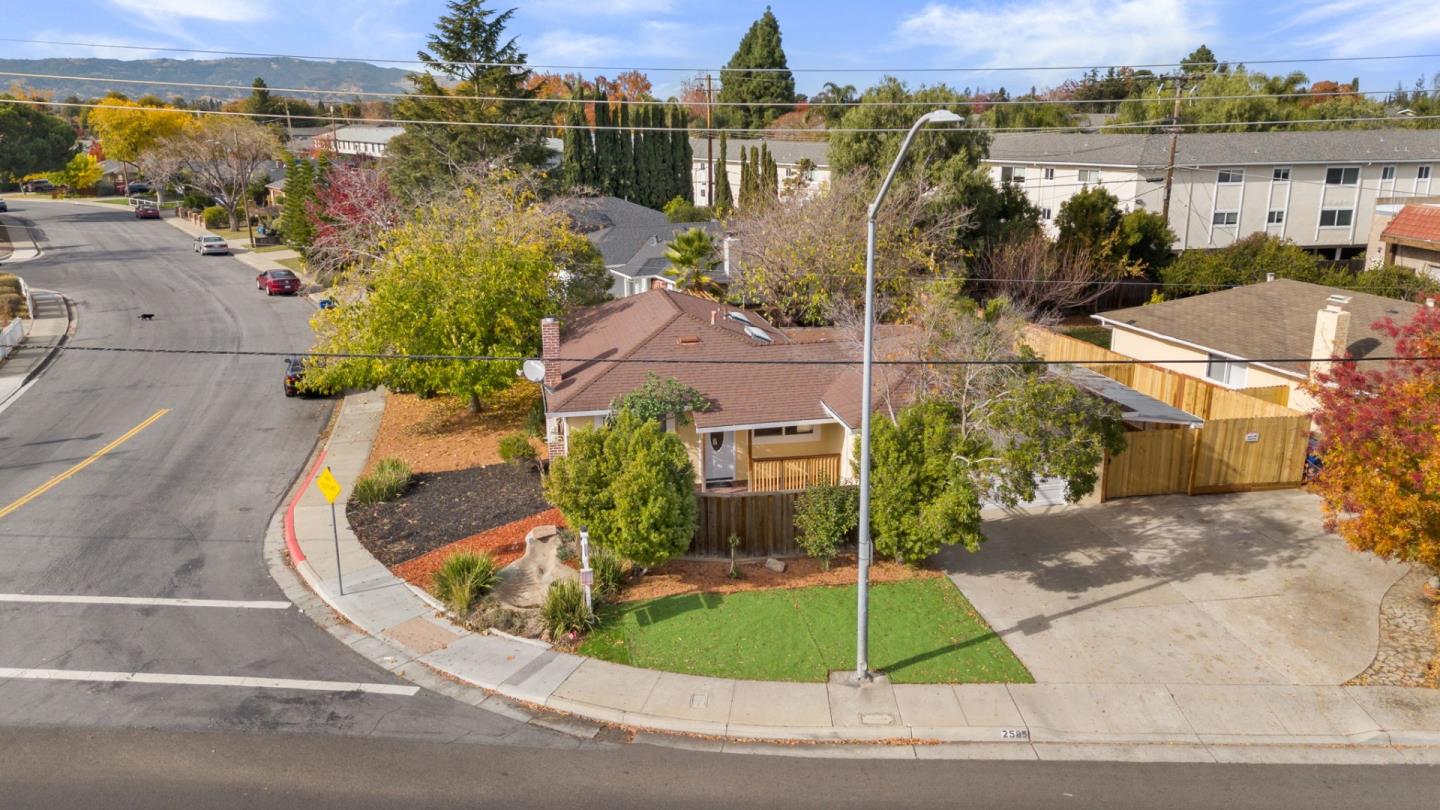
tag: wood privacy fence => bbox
[1027,328,1312,500]
[691,491,804,558]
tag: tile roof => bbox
[1095,278,1421,376]
[1382,204,1440,246]
[545,289,910,429]
[988,129,1440,168]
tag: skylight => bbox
[726,311,752,324]
[744,325,772,343]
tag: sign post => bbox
[315,466,344,595]
[578,528,594,616]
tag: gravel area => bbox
[1347,567,1439,688]
[348,463,551,566]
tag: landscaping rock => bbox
[494,525,579,610]
[764,558,787,574]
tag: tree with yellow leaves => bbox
[87,95,191,187]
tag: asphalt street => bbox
[0,201,567,746]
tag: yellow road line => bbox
[0,409,170,521]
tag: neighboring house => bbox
[688,137,830,209]
[539,289,912,492]
[1093,277,1426,413]
[554,196,724,298]
[265,176,286,207]
[986,129,1440,257]
[312,125,404,159]
[283,125,335,157]
[1366,204,1440,279]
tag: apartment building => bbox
[689,137,830,207]
[987,130,1440,257]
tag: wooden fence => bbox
[749,454,841,492]
[1028,328,1312,500]
[691,491,804,558]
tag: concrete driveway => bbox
[941,491,1408,685]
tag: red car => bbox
[135,206,160,219]
[256,269,302,295]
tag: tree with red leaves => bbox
[306,165,404,282]
[1305,306,1440,588]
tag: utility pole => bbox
[1160,75,1186,222]
[705,73,715,206]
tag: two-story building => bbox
[312,125,405,159]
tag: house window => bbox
[1420,166,1433,180]
[1381,165,1396,180]
[1272,167,1291,182]
[1217,168,1244,184]
[1077,168,1099,185]
[1266,210,1284,225]
[1000,166,1026,184]
[1043,167,1055,180]
[1041,207,1053,220]
[1319,208,1354,227]
[1206,354,1248,387]
[1212,210,1239,226]
[1325,166,1359,185]
[752,425,816,442]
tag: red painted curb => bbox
[285,450,327,564]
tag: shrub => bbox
[202,206,229,230]
[182,190,214,210]
[0,281,21,298]
[0,293,25,321]
[351,457,412,505]
[662,196,713,223]
[794,484,859,570]
[430,551,500,615]
[498,432,538,464]
[541,579,594,639]
[589,546,625,601]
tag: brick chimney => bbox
[1310,295,1352,379]
[540,317,561,390]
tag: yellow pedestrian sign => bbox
[316,466,341,504]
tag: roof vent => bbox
[744,325,772,343]
[678,335,701,345]
[1325,293,1352,312]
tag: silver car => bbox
[194,234,230,255]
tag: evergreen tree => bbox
[281,157,315,249]
[672,105,693,204]
[738,146,752,210]
[761,143,778,205]
[713,133,733,218]
[615,101,634,200]
[718,7,796,129]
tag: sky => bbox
[4,0,1440,98]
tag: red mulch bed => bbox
[392,508,566,589]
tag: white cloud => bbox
[528,21,695,66]
[1290,0,1440,57]
[21,30,173,60]
[105,0,273,24]
[895,0,1211,77]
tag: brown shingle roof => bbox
[546,289,910,429]
[1382,205,1440,246]
[1095,278,1421,376]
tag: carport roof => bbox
[1051,365,1203,426]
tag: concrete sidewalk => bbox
[282,391,1440,762]
[160,215,327,306]
[0,288,71,410]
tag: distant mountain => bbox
[0,57,415,102]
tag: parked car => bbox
[126,181,153,195]
[21,179,53,193]
[135,205,160,220]
[193,234,230,255]
[283,355,306,397]
[257,269,302,295]
[0,199,8,212]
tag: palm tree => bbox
[664,227,718,296]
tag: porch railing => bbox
[749,454,841,492]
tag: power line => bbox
[49,344,1440,367]
[3,36,1439,74]
[0,69,1419,108]
[5,96,1438,136]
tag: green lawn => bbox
[1065,325,1112,349]
[579,578,1032,684]
[276,256,307,275]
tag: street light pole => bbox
[855,109,963,683]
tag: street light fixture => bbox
[855,109,963,683]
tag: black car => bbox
[284,356,306,397]
[127,181,153,195]
[0,199,8,212]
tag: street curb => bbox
[285,450,327,564]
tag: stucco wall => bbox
[746,423,845,460]
[1107,328,1312,411]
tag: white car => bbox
[194,234,230,256]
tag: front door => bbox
[704,431,736,483]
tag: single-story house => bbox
[1093,278,1426,412]
[312,125,404,159]
[540,289,912,491]
[1370,204,1440,280]
[554,196,725,298]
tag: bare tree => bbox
[971,234,1124,314]
[133,148,185,210]
[305,165,405,283]
[164,117,279,229]
[727,171,968,326]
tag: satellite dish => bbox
[521,359,546,383]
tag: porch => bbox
[688,420,852,494]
